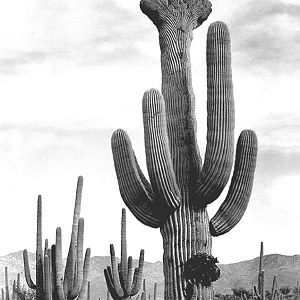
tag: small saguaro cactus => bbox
[139,280,157,300]
[4,267,10,300]
[254,242,265,300]
[253,243,281,300]
[23,176,91,300]
[104,209,144,300]
[111,1,258,299]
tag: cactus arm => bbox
[142,89,181,211]
[271,276,277,300]
[43,239,49,294]
[195,22,234,206]
[209,130,258,236]
[111,129,160,228]
[87,282,90,300]
[51,245,58,300]
[125,257,133,296]
[131,268,139,296]
[23,250,36,289]
[55,228,65,300]
[153,282,157,300]
[120,209,128,292]
[131,250,144,296]
[77,248,91,300]
[47,248,52,298]
[17,274,20,289]
[109,245,123,297]
[64,176,83,294]
[104,268,121,300]
[44,255,51,300]
[117,263,125,292]
[71,218,85,298]
[36,195,44,299]
[12,280,16,300]
[258,242,264,294]
[5,267,9,300]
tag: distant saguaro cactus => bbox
[23,176,91,300]
[104,209,144,300]
[111,1,258,299]
[139,280,157,300]
[253,243,281,300]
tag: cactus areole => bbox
[111,1,258,299]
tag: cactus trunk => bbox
[161,206,212,299]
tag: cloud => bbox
[0,0,156,73]
[0,51,50,74]
[229,0,300,74]
[256,113,300,150]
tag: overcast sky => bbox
[0,0,299,265]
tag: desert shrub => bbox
[280,286,292,296]
[14,284,35,300]
[232,287,252,298]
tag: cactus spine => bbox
[23,176,90,300]
[104,209,144,300]
[111,1,258,299]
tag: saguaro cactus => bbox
[111,1,258,299]
[104,209,144,300]
[23,176,91,300]
[139,280,157,300]
[253,243,281,300]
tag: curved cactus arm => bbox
[109,245,123,297]
[111,129,160,228]
[23,250,36,289]
[77,248,91,300]
[104,268,121,300]
[71,218,85,298]
[209,130,258,236]
[55,228,65,300]
[195,21,234,206]
[142,89,181,211]
[131,250,144,296]
[64,176,83,294]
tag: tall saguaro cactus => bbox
[23,176,90,300]
[111,1,258,299]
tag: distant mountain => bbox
[1,251,300,300]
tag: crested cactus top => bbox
[140,0,212,30]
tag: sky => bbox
[0,0,299,265]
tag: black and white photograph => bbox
[0,0,299,299]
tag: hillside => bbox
[1,251,300,299]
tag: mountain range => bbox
[1,251,300,299]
